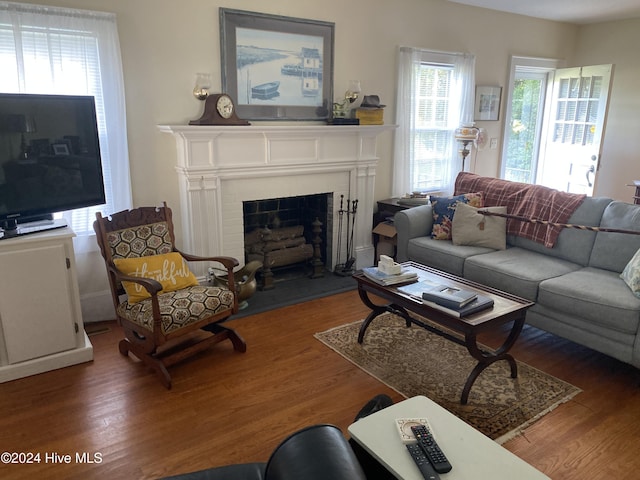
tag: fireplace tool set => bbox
[335,195,358,276]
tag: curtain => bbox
[0,1,131,250]
[392,46,475,197]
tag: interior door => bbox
[537,65,613,195]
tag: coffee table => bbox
[353,261,534,404]
[348,395,549,479]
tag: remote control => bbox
[406,444,440,480]
[411,424,452,473]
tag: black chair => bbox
[162,424,367,480]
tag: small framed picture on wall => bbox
[474,86,502,121]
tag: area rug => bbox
[315,312,581,443]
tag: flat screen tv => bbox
[0,93,106,239]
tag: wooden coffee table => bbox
[353,261,534,404]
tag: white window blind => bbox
[413,63,454,192]
[0,2,131,237]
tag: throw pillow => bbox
[620,248,640,298]
[114,252,199,303]
[431,192,483,240]
[451,203,508,250]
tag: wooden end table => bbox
[353,261,534,404]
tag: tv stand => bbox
[0,227,93,382]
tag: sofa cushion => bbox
[407,237,494,277]
[452,203,507,250]
[464,247,582,301]
[589,201,640,273]
[509,196,612,266]
[621,248,640,297]
[430,192,483,240]
[537,267,640,335]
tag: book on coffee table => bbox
[421,286,477,309]
[362,266,418,286]
[425,294,494,318]
[397,281,493,317]
[398,280,476,307]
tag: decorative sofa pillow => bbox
[621,248,640,298]
[114,252,199,303]
[430,192,483,240]
[452,203,507,250]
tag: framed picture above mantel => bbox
[220,8,335,122]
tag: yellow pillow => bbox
[114,252,198,303]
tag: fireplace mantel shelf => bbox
[158,124,396,136]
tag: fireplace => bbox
[159,124,394,278]
[244,193,330,288]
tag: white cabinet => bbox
[0,227,93,382]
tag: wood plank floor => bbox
[1,289,639,479]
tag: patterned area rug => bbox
[315,313,581,443]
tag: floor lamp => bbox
[455,125,478,172]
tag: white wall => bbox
[14,0,618,321]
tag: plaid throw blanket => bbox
[454,173,586,248]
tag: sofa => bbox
[395,173,640,369]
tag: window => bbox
[413,63,454,192]
[500,56,560,184]
[0,2,131,236]
[393,47,475,197]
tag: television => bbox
[0,93,106,239]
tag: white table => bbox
[348,396,549,480]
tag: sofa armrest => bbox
[395,204,433,262]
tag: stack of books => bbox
[397,281,494,317]
[362,266,418,286]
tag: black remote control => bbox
[406,444,440,480]
[411,424,452,473]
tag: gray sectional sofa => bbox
[395,179,640,369]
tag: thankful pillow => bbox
[114,252,199,303]
[451,203,507,250]
[620,248,640,298]
[431,192,483,240]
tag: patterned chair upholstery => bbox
[94,203,246,388]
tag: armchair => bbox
[93,202,246,388]
[162,424,367,480]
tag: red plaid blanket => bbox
[454,173,586,248]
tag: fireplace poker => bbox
[344,199,358,272]
[335,195,344,272]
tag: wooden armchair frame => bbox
[93,202,246,388]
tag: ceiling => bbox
[448,0,640,25]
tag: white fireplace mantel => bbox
[159,124,395,276]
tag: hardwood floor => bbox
[1,289,639,479]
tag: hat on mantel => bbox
[360,95,386,108]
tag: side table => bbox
[373,199,410,260]
[348,396,549,480]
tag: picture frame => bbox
[52,143,70,156]
[220,8,335,121]
[474,86,502,121]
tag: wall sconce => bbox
[454,124,479,172]
[193,73,212,100]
